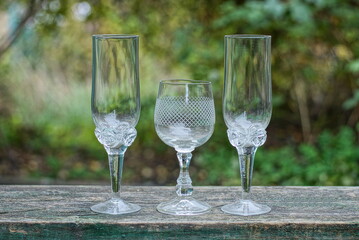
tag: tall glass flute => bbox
[91,34,141,215]
[221,35,272,216]
[154,80,215,215]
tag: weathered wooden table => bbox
[0,185,358,239]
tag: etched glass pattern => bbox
[155,96,215,153]
[155,96,215,127]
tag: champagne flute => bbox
[154,79,215,215]
[91,34,141,215]
[222,35,272,216]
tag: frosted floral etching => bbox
[94,112,137,150]
[227,113,267,148]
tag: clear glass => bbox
[221,34,272,216]
[90,34,141,215]
[154,79,215,215]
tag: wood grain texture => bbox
[0,185,358,239]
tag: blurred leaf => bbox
[348,59,359,73]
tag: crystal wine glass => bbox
[154,79,215,215]
[221,35,272,216]
[91,34,141,215]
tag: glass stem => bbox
[176,152,193,197]
[236,146,257,199]
[108,147,127,199]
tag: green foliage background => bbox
[0,0,358,186]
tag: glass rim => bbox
[92,34,139,39]
[160,79,212,85]
[225,34,271,39]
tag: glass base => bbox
[157,197,211,215]
[91,198,141,215]
[221,200,271,216]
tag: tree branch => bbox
[0,0,42,59]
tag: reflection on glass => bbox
[222,34,272,216]
[91,34,141,215]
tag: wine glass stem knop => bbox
[176,152,193,197]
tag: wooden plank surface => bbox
[0,185,358,239]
